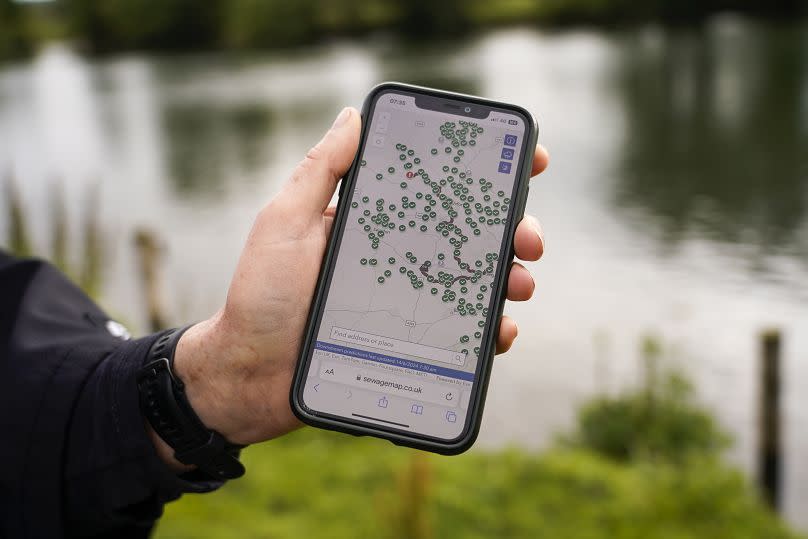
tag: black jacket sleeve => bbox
[0,251,225,539]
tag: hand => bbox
[165,107,548,454]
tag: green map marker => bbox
[346,121,511,355]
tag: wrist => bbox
[172,318,241,443]
[173,314,293,445]
[139,323,247,479]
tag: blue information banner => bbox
[315,341,475,382]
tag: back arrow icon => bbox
[313,384,320,392]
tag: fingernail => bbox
[332,107,351,129]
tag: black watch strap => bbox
[137,326,246,480]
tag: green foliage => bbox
[0,0,30,60]
[572,372,731,462]
[3,0,806,60]
[155,428,801,539]
[221,0,319,50]
[0,1,70,61]
[570,340,731,462]
[66,0,222,52]
[155,345,786,539]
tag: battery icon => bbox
[508,119,518,125]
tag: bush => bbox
[571,368,731,462]
[155,429,801,539]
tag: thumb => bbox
[280,107,361,215]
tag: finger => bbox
[324,205,337,218]
[507,262,535,301]
[324,215,335,237]
[280,107,361,214]
[495,315,518,354]
[513,215,544,261]
[531,144,550,177]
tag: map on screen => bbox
[303,91,527,439]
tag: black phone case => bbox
[290,82,539,455]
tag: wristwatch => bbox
[137,326,246,480]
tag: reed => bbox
[4,171,33,258]
[3,174,105,301]
[50,178,69,272]
[133,227,169,332]
[78,182,102,298]
[381,451,433,539]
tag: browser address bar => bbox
[318,359,459,407]
[330,327,467,366]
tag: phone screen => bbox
[301,90,528,441]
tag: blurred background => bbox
[2,0,808,537]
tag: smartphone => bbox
[291,82,538,454]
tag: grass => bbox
[155,428,801,539]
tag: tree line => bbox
[1,0,806,60]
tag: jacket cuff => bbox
[64,332,227,533]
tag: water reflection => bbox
[377,37,481,95]
[614,20,808,259]
[162,102,275,195]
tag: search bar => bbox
[330,327,466,366]
[318,359,458,407]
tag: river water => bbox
[1,17,806,526]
